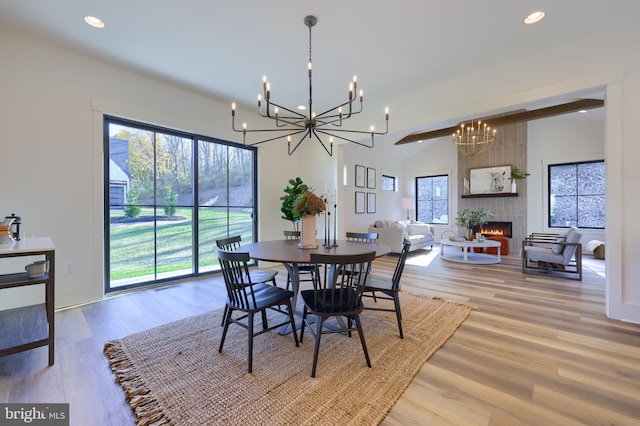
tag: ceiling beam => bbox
[394,98,605,145]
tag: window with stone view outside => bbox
[416,175,449,224]
[549,160,605,229]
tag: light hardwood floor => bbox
[1,248,638,425]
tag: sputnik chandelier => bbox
[451,119,497,156]
[231,15,389,156]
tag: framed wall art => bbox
[367,167,376,189]
[469,165,511,194]
[355,165,365,188]
[355,191,365,214]
[367,192,376,213]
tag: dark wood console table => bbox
[0,237,55,366]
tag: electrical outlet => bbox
[65,262,75,273]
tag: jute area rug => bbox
[104,294,475,426]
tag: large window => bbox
[415,174,449,224]
[548,160,605,229]
[105,116,257,292]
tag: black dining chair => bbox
[216,235,279,326]
[216,248,299,373]
[346,232,379,243]
[342,232,379,277]
[216,235,278,287]
[299,251,375,377]
[283,230,318,291]
[363,239,411,338]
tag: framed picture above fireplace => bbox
[470,165,511,194]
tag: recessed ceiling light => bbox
[84,16,105,29]
[297,105,306,111]
[579,110,588,113]
[524,11,545,24]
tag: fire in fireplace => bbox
[472,221,513,238]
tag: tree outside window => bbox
[416,175,449,224]
[549,160,605,229]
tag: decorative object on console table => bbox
[455,208,493,240]
[0,217,15,245]
[4,214,21,240]
[509,166,530,193]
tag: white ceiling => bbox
[1,0,632,143]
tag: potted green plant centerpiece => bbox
[455,208,493,240]
[509,166,530,193]
[280,177,325,248]
[280,177,308,231]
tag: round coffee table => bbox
[440,238,502,264]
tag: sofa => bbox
[368,220,434,253]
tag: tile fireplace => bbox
[472,221,513,238]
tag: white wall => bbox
[0,29,333,309]
[1,23,639,323]
[527,114,606,247]
[402,138,458,241]
[341,141,405,234]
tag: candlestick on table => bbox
[326,211,331,248]
[323,199,329,247]
[332,204,338,247]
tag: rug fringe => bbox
[104,341,171,426]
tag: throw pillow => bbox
[393,220,410,238]
[374,220,384,228]
[552,237,565,254]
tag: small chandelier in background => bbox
[451,119,497,156]
[231,15,389,156]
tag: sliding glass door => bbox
[104,116,257,292]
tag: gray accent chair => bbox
[521,226,583,281]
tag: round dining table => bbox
[242,238,391,333]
